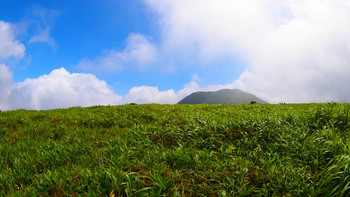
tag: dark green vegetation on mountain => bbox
[0,103,349,196]
[178,89,268,104]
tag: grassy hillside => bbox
[178,89,268,104]
[0,103,349,196]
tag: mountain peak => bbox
[178,89,267,104]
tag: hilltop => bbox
[178,89,268,104]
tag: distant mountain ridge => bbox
[178,89,268,104]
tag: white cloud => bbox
[28,27,56,48]
[78,33,158,72]
[0,64,13,109]
[0,21,26,60]
[27,6,58,48]
[0,65,122,110]
[125,81,231,104]
[125,86,178,104]
[232,0,350,103]
[144,0,350,103]
[1,64,227,109]
[191,73,201,81]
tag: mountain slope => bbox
[178,89,268,104]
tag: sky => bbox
[1,0,350,110]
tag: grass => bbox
[0,103,349,196]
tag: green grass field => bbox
[0,103,349,196]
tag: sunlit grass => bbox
[0,103,349,196]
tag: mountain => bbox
[177,89,268,104]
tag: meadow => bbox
[0,103,349,196]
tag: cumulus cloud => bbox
[0,21,26,60]
[0,64,13,109]
[125,81,231,104]
[78,33,158,72]
[144,0,350,103]
[0,65,122,110]
[125,86,178,104]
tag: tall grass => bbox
[0,103,349,196]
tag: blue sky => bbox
[1,0,242,93]
[1,0,350,110]
[2,1,160,86]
